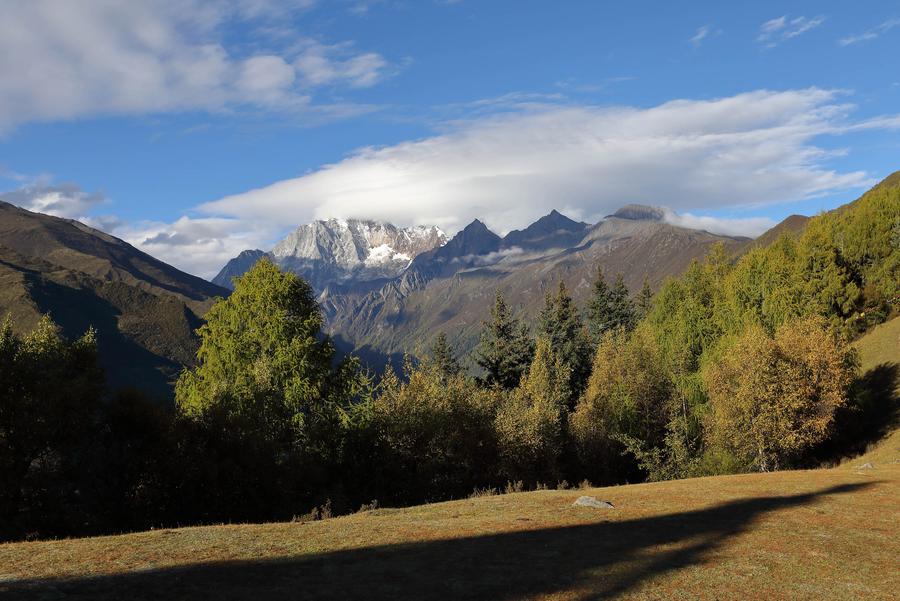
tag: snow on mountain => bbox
[214,219,446,290]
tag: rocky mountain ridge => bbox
[214,219,447,290]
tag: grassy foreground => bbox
[1,463,898,600]
[2,319,896,600]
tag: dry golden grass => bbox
[1,463,898,600]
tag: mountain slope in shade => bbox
[0,201,228,397]
[503,210,590,251]
[320,206,747,369]
[0,202,224,313]
[212,249,267,289]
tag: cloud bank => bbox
[201,89,887,236]
[0,182,107,218]
[0,0,391,133]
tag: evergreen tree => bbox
[587,268,637,337]
[609,273,636,332]
[635,277,654,321]
[538,281,593,403]
[429,332,461,381]
[474,290,534,390]
[587,266,614,340]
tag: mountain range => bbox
[7,175,892,395]
[216,204,750,369]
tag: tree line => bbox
[1,181,896,541]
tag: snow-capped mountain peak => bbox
[216,218,447,290]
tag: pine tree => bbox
[635,277,654,321]
[538,281,593,403]
[474,290,534,390]
[587,266,613,341]
[430,332,461,381]
[609,273,636,332]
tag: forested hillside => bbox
[0,173,897,542]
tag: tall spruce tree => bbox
[474,290,534,390]
[587,268,636,338]
[430,331,461,381]
[587,266,614,341]
[538,281,593,403]
[635,277,654,321]
[609,273,636,332]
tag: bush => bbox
[704,316,857,471]
[495,339,567,485]
[570,327,672,484]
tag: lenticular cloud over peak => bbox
[201,88,881,238]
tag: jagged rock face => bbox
[213,206,752,372]
[217,219,447,291]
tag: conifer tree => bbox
[609,273,636,332]
[587,266,613,341]
[635,277,654,321]
[474,290,534,390]
[538,281,593,403]
[430,331,461,381]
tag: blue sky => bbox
[1,0,899,277]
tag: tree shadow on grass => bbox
[810,362,899,464]
[2,482,872,601]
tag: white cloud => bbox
[661,210,775,238]
[839,18,900,46]
[200,89,892,240]
[294,42,391,88]
[0,182,107,218]
[457,246,525,266]
[758,15,825,47]
[81,215,280,280]
[690,26,711,48]
[0,0,391,133]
